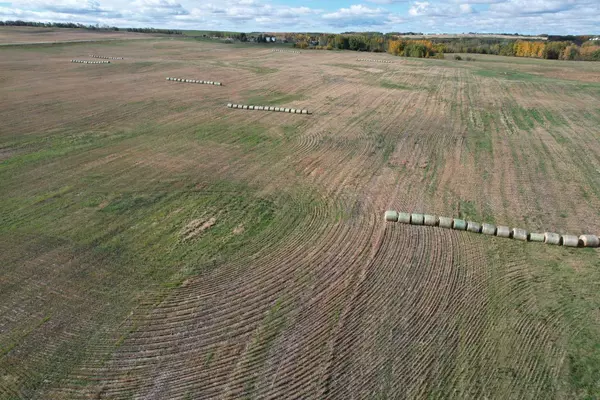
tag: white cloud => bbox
[323,4,385,19]
[459,3,473,13]
[1,0,598,34]
[409,1,430,16]
[322,4,405,29]
[490,0,577,14]
[365,0,408,4]
[132,0,188,17]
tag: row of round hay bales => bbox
[272,49,300,54]
[89,55,123,60]
[166,77,222,86]
[384,210,599,248]
[227,104,310,114]
[71,60,110,64]
[357,59,392,63]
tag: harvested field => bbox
[1,32,600,399]
[0,26,157,45]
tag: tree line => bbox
[0,20,182,35]
[290,33,599,61]
[440,37,600,61]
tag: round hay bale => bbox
[274,107,280,112]
[284,108,290,113]
[579,235,600,247]
[249,106,255,110]
[302,110,308,114]
[496,226,511,238]
[424,215,438,226]
[579,234,599,248]
[438,217,453,229]
[452,219,467,230]
[529,233,545,243]
[385,210,399,222]
[269,107,275,111]
[512,228,528,241]
[398,212,411,224]
[467,221,482,233]
[290,109,296,113]
[562,235,579,247]
[411,213,424,225]
[481,223,496,235]
[544,232,561,245]
[258,106,264,110]
[295,109,302,114]
[227,103,232,108]
[243,105,248,109]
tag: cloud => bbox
[12,0,121,17]
[1,0,598,34]
[489,0,577,14]
[132,0,188,17]
[408,1,471,16]
[407,0,599,34]
[459,3,473,12]
[450,0,505,3]
[408,1,429,16]
[323,4,385,19]
[365,0,408,4]
[323,4,405,28]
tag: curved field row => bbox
[2,37,600,399]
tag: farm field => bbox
[0,26,158,45]
[1,33,600,399]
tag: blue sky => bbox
[0,0,598,34]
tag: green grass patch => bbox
[243,89,306,106]
[380,80,414,90]
[326,63,369,72]
[196,121,281,149]
[474,68,542,82]
[0,128,144,173]
[233,62,278,74]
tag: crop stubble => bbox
[1,35,600,399]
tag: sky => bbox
[0,0,598,35]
